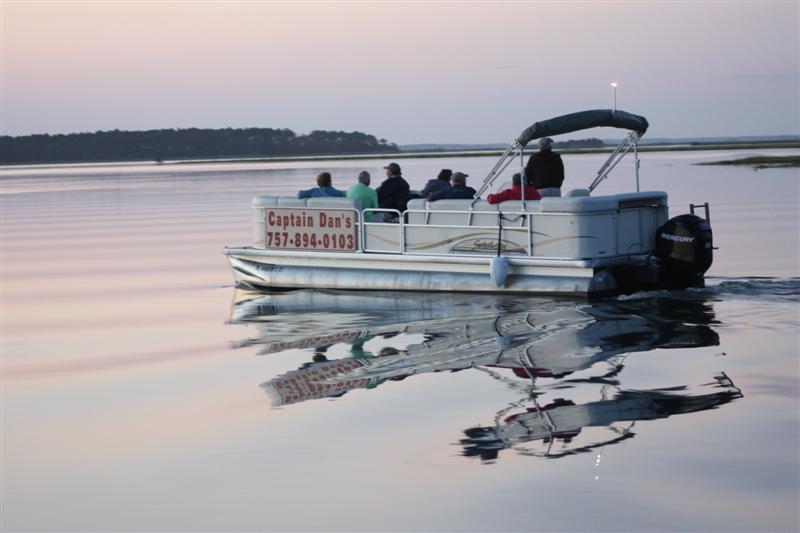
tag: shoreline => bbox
[1,141,798,170]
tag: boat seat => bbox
[496,200,542,213]
[615,191,668,208]
[252,195,280,208]
[406,199,428,224]
[308,197,362,210]
[540,196,618,213]
[565,188,590,197]
[415,199,496,227]
[255,193,648,221]
[254,196,363,210]
[406,199,545,227]
[277,197,308,207]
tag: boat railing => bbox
[362,209,401,253]
[363,207,534,257]
[252,194,665,260]
[362,199,664,260]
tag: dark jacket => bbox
[429,185,477,202]
[525,150,564,189]
[420,179,451,198]
[376,174,411,212]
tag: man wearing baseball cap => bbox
[376,162,410,220]
[524,137,564,197]
[428,172,477,201]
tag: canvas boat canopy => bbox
[517,109,649,147]
[474,109,650,199]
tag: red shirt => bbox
[487,184,542,204]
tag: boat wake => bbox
[708,276,800,299]
[615,276,800,302]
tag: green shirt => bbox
[346,182,378,221]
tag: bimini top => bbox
[517,109,649,147]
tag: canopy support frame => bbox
[588,131,641,192]
[473,109,648,201]
[472,140,522,204]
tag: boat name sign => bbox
[264,208,357,251]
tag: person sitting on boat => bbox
[428,172,477,201]
[524,137,564,197]
[297,172,346,198]
[487,172,542,204]
[376,162,410,218]
[346,170,379,221]
[420,168,452,199]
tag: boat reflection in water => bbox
[229,289,742,460]
[461,373,741,461]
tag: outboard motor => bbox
[655,212,713,289]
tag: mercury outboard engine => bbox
[655,207,713,289]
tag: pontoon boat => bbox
[225,110,713,296]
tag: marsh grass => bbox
[696,155,800,168]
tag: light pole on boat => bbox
[610,82,618,113]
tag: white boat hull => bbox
[225,247,655,295]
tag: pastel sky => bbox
[1,1,798,144]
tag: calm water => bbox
[2,150,799,532]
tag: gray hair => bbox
[358,170,370,184]
[538,137,554,150]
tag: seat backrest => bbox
[307,197,362,210]
[540,196,618,213]
[496,200,542,213]
[405,198,550,226]
[405,199,428,224]
[252,195,279,208]
[277,197,308,208]
[425,199,473,225]
[614,191,668,208]
[565,188,590,197]
[407,198,427,211]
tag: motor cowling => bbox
[655,214,713,288]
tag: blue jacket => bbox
[421,179,451,198]
[297,187,346,199]
[429,185,477,202]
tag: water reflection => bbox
[461,373,742,461]
[229,289,741,460]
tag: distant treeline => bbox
[552,137,606,148]
[0,128,400,164]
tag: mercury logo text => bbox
[661,233,695,243]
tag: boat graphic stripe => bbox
[369,232,594,252]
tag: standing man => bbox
[346,170,379,221]
[524,137,564,197]
[376,162,410,219]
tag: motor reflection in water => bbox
[461,373,741,461]
[229,289,742,461]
